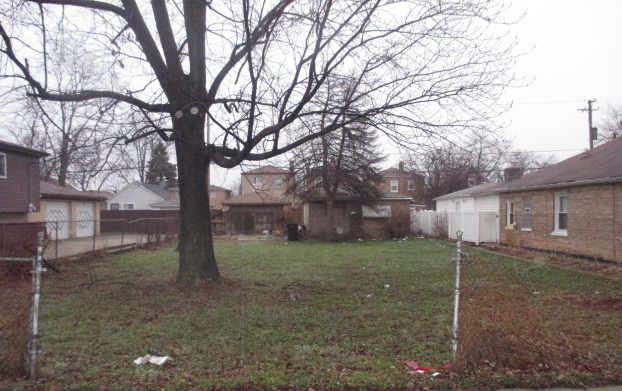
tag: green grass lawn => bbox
[2,238,621,390]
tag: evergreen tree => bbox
[146,142,177,186]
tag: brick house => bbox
[378,161,425,209]
[223,165,296,234]
[497,137,622,263]
[303,192,412,240]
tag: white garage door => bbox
[76,203,95,238]
[46,201,70,240]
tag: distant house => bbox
[150,185,231,211]
[496,137,622,262]
[107,182,171,210]
[303,192,412,240]
[378,162,425,209]
[223,165,296,234]
[239,165,291,201]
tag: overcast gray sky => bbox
[3,0,620,190]
[503,0,622,160]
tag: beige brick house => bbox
[497,137,622,263]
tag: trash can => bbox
[287,224,299,241]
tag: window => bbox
[407,179,415,190]
[0,153,6,178]
[275,177,283,189]
[390,180,398,192]
[252,175,261,185]
[315,177,322,187]
[553,193,568,235]
[506,200,514,226]
[209,191,216,198]
[122,203,134,210]
[468,174,476,187]
[109,203,120,210]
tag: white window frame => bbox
[552,192,568,236]
[506,200,514,226]
[252,175,262,185]
[122,203,135,210]
[0,153,6,178]
[407,179,415,190]
[209,191,216,199]
[390,180,398,192]
[109,203,120,210]
[275,177,283,189]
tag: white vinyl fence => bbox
[411,210,499,245]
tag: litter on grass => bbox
[133,354,171,366]
[403,361,450,375]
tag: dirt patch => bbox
[578,296,622,312]
[478,243,622,281]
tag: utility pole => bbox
[578,99,598,149]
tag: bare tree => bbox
[2,34,125,189]
[289,81,385,240]
[596,104,622,144]
[1,0,518,282]
[408,132,556,208]
[407,131,509,208]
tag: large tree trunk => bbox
[174,116,220,283]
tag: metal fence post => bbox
[54,221,59,260]
[451,230,463,365]
[27,231,46,380]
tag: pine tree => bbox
[146,142,177,186]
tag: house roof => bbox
[222,191,291,206]
[380,192,414,200]
[496,137,622,193]
[433,182,504,201]
[306,191,412,202]
[209,185,231,192]
[0,140,48,157]
[137,182,172,200]
[243,165,289,175]
[40,181,108,201]
[379,166,422,178]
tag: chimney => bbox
[398,161,404,172]
[504,167,523,183]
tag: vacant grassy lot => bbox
[2,238,621,390]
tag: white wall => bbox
[107,183,163,210]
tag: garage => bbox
[76,202,95,237]
[46,200,70,240]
